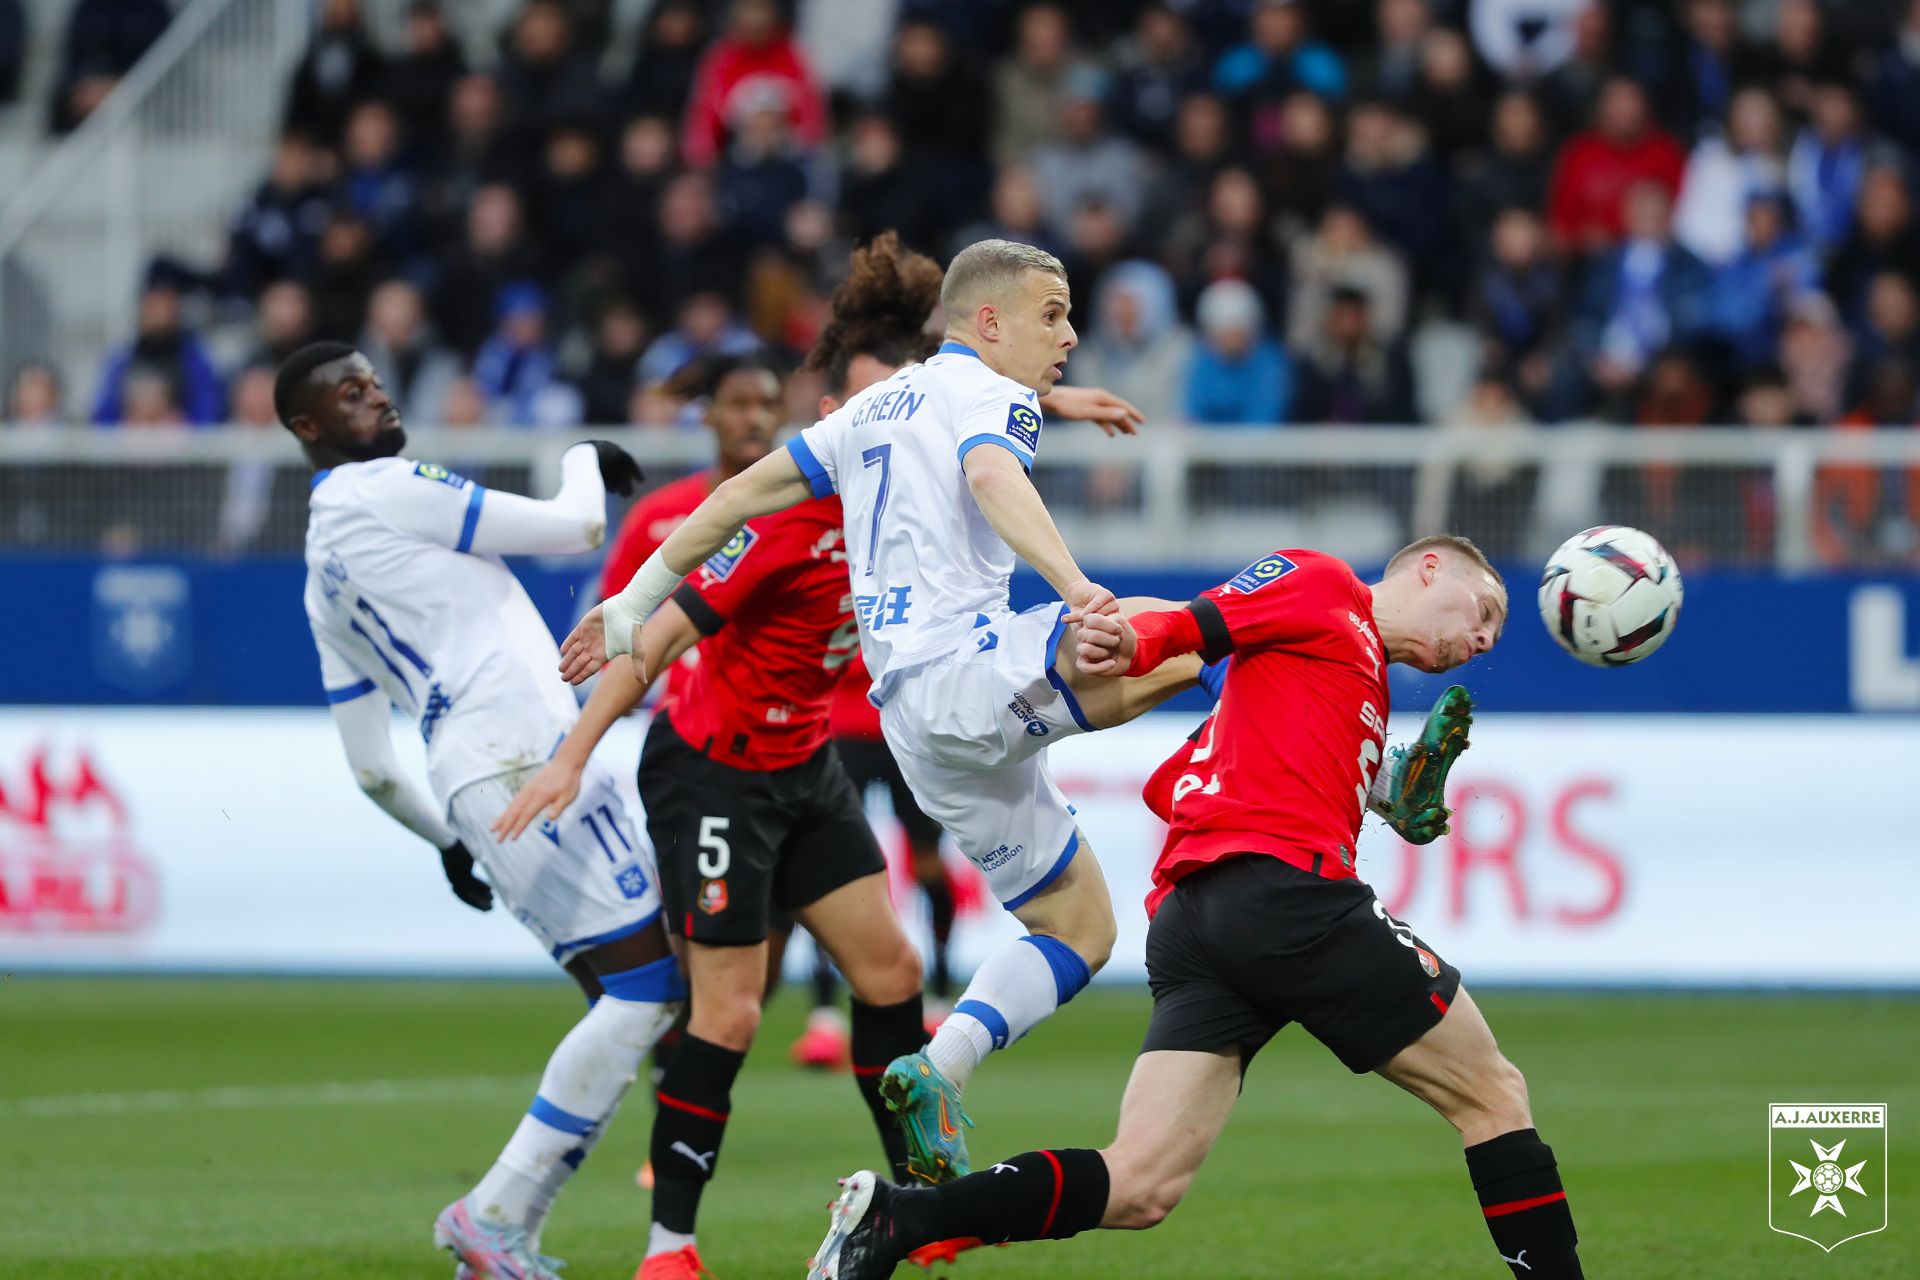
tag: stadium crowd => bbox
[4,0,1920,560]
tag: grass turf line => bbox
[2,977,1915,1278]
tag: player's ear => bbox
[818,394,838,418]
[977,302,999,342]
[286,412,321,443]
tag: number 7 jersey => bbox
[786,341,1051,690]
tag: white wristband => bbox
[603,550,685,659]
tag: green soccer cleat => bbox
[877,1052,972,1184]
[1367,685,1474,845]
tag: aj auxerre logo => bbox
[1769,1103,1887,1252]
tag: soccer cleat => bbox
[1367,684,1474,845]
[808,1171,912,1280]
[635,1243,714,1280]
[878,1053,971,1184]
[433,1197,562,1280]
[792,1006,853,1071]
[906,1238,986,1272]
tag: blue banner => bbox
[1,556,1915,713]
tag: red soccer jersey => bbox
[1130,551,1391,916]
[661,496,860,770]
[601,470,715,597]
[828,651,884,741]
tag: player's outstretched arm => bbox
[963,443,1119,619]
[463,441,640,556]
[1038,385,1144,436]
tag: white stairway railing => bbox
[0,0,310,412]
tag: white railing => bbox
[0,0,309,411]
[5,423,1918,572]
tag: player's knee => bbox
[695,987,763,1052]
[847,934,923,1006]
[1483,1055,1532,1128]
[1075,912,1117,974]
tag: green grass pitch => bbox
[2,976,1915,1278]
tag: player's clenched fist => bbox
[1075,610,1135,676]
[1061,578,1119,622]
[492,757,586,842]
[559,605,610,684]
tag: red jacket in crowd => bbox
[1545,127,1687,252]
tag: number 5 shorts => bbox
[637,713,886,946]
[449,755,664,966]
[879,601,1091,911]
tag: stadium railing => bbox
[4,423,1916,571]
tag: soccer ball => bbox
[1537,526,1684,667]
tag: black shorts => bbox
[639,715,886,946]
[833,735,947,850]
[1142,854,1462,1074]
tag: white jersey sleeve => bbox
[954,382,1044,474]
[358,458,491,551]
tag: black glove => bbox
[440,840,493,911]
[588,440,644,497]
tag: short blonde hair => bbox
[1385,534,1504,590]
[941,238,1067,318]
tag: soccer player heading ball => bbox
[811,541,1590,1280]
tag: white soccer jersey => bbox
[788,340,1049,687]
[304,456,584,805]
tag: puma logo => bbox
[671,1141,716,1172]
[1501,1249,1530,1271]
[989,1162,1018,1174]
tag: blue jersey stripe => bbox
[455,484,486,553]
[786,435,835,498]
[324,678,377,704]
[956,432,1033,473]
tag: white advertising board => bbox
[1,710,1915,985]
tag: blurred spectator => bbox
[1546,76,1686,255]
[1635,349,1714,425]
[1827,164,1920,328]
[1815,358,1920,565]
[1469,207,1563,403]
[1059,199,1129,297]
[0,0,24,105]
[53,0,172,132]
[526,121,608,272]
[1257,90,1339,239]
[216,366,285,552]
[1139,93,1234,245]
[1032,69,1150,239]
[1292,283,1414,423]
[339,100,428,269]
[1735,363,1803,427]
[1166,166,1288,323]
[840,112,933,250]
[93,283,223,426]
[1846,273,1920,409]
[1453,91,1553,256]
[575,301,648,424]
[6,364,64,425]
[1708,192,1818,372]
[952,164,1065,261]
[310,213,386,342]
[797,0,896,103]
[1441,375,1537,559]
[1787,84,1867,257]
[1534,1,1614,138]
[638,173,747,332]
[1768,0,1850,121]
[471,283,583,428]
[497,0,605,157]
[993,3,1082,164]
[681,0,826,170]
[1067,260,1193,425]
[1672,87,1787,267]
[283,0,385,147]
[1863,0,1920,160]
[1658,0,1768,144]
[1213,0,1347,107]
[1352,0,1429,103]
[423,75,521,245]
[1287,204,1408,351]
[1468,0,1586,82]
[222,133,333,297]
[594,115,677,272]
[382,2,467,153]
[435,185,544,357]
[1553,181,1712,419]
[1184,278,1291,424]
[624,1,707,122]
[885,19,989,228]
[717,85,813,247]
[250,280,317,369]
[638,291,763,386]
[439,375,489,427]
[359,279,461,424]
[1408,26,1491,163]
[1336,99,1449,291]
[1109,4,1209,151]
[1777,290,1852,425]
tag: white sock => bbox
[469,993,679,1226]
[523,1101,617,1253]
[925,936,1088,1091]
[647,1223,698,1258]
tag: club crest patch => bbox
[698,878,729,914]
[412,461,469,488]
[1225,552,1298,593]
[1005,403,1042,452]
[701,526,760,582]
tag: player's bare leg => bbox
[1098,1048,1242,1228]
[1378,987,1584,1277]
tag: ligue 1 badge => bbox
[1769,1104,1887,1251]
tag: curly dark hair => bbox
[803,231,944,397]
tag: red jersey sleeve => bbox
[1194,551,1356,654]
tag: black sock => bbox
[923,879,955,999]
[890,1148,1109,1251]
[1465,1128,1583,1278]
[649,1034,746,1234]
[850,994,929,1183]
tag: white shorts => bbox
[879,601,1089,908]
[449,757,663,965]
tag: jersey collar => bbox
[937,340,981,359]
[309,468,332,489]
